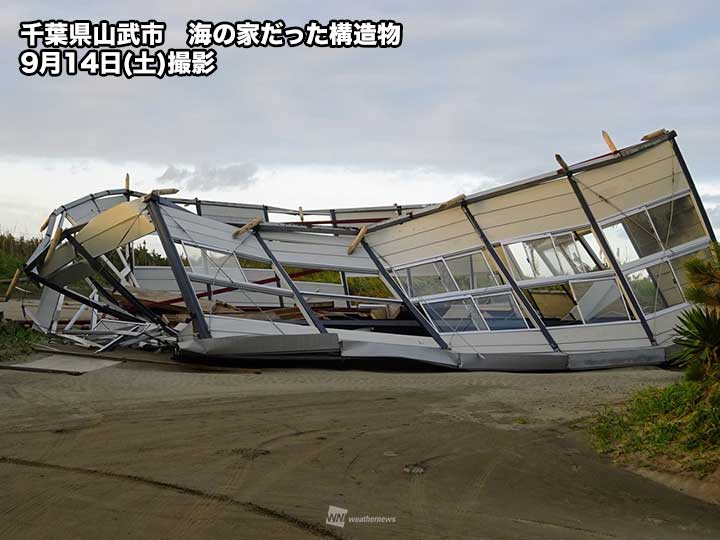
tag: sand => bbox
[0,354,718,539]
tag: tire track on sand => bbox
[0,456,342,540]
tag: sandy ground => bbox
[1,356,719,539]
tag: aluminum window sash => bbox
[618,236,711,274]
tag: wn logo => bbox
[326,505,348,528]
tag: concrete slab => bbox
[7,354,121,375]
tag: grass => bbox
[590,380,720,477]
[0,321,45,363]
[0,232,40,280]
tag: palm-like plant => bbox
[673,242,720,382]
[674,307,720,381]
[684,242,720,310]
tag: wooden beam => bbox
[641,128,667,141]
[347,225,368,255]
[4,269,22,300]
[43,226,63,265]
[141,188,180,202]
[602,130,617,153]
[232,217,262,238]
[437,193,466,211]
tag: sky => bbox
[1,1,719,237]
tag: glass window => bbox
[507,237,559,279]
[577,230,609,269]
[523,283,582,326]
[184,245,246,282]
[406,261,457,297]
[571,279,629,324]
[669,248,713,294]
[647,195,706,249]
[184,244,208,273]
[445,251,498,291]
[553,232,602,274]
[393,269,410,294]
[473,293,528,330]
[627,261,684,315]
[423,298,487,333]
[602,211,661,265]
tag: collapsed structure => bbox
[19,129,717,370]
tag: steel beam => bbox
[330,209,352,308]
[65,235,176,335]
[27,271,144,324]
[147,197,211,338]
[671,139,717,242]
[360,239,449,349]
[460,202,560,352]
[561,163,657,346]
[254,231,328,333]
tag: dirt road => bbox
[0,359,718,539]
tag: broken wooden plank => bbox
[602,130,617,153]
[43,226,64,265]
[232,217,262,238]
[437,193,466,211]
[347,225,368,255]
[141,188,180,202]
[4,268,22,300]
[641,128,667,141]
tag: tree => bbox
[673,242,720,382]
[683,242,720,311]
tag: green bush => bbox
[0,321,45,362]
[591,380,720,476]
[673,306,720,381]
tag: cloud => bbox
[157,162,259,190]
[1,0,719,183]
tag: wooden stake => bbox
[602,130,618,153]
[141,188,180,202]
[124,173,130,191]
[437,193,466,211]
[347,225,368,255]
[44,226,63,265]
[298,206,304,222]
[232,217,262,238]
[4,269,22,300]
[641,128,667,141]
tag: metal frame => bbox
[65,235,176,335]
[369,131,678,234]
[567,276,632,325]
[564,170,657,346]
[27,272,144,324]
[360,239,449,349]
[254,230,328,333]
[672,139,716,243]
[461,202,561,352]
[147,197,211,339]
[421,290,531,334]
